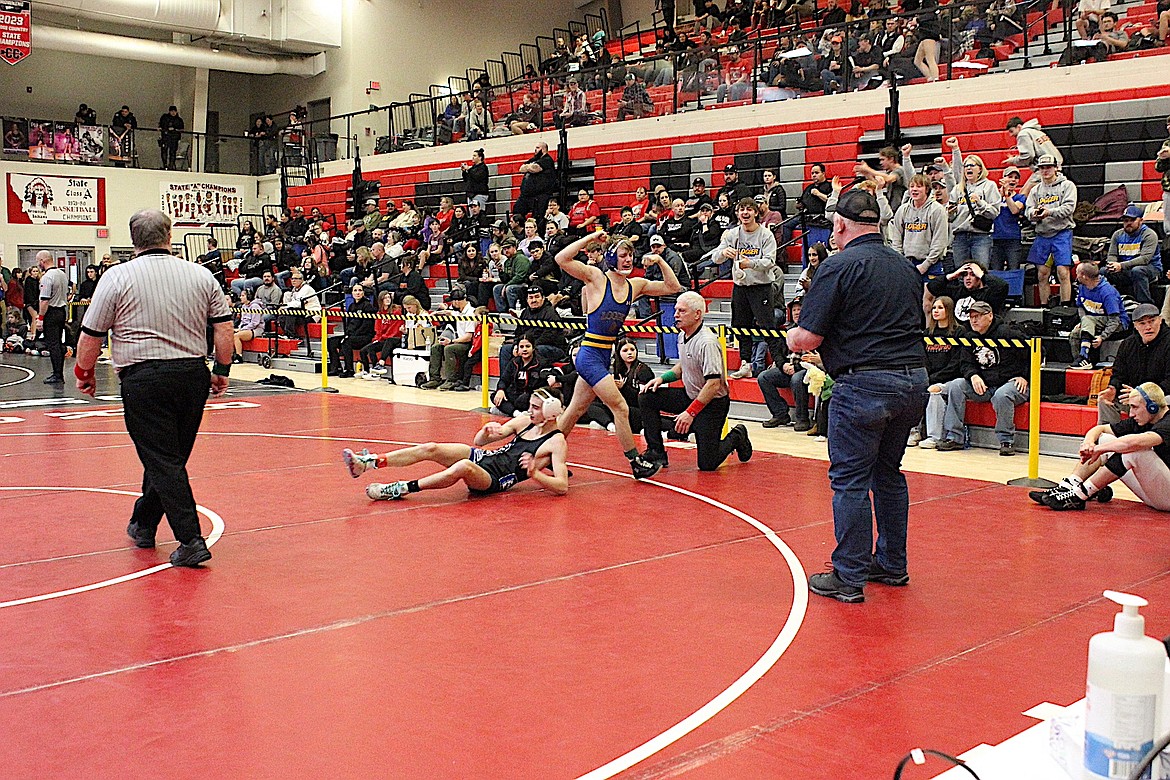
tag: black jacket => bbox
[343,296,377,344]
[239,252,271,279]
[925,324,968,384]
[961,318,1029,388]
[463,162,490,199]
[1110,325,1170,395]
[400,270,430,310]
[517,302,568,352]
[498,354,547,404]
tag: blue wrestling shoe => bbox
[342,448,377,478]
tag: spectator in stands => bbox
[1069,261,1128,370]
[637,234,689,321]
[388,199,421,236]
[1075,0,1111,39]
[820,35,850,94]
[926,261,1009,324]
[232,242,271,296]
[540,37,570,75]
[539,198,566,233]
[518,219,541,256]
[939,300,1029,455]
[508,92,542,135]
[567,190,601,237]
[712,191,737,233]
[799,242,826,291]
[947,144,1001,269]
[826,177,893,233]
[721,198,781,379]
[504,286,569,365]
[755,195,785,247]
[494,239,531,312]
[460,148,490,210]
[915,295,968,448]
[157,105,184,171]
[514,142,558,224]
[760,170,788,221]
[358,293,403,380]
[254,270,284,315]
[1158,116,1170,262]
[492,335,547,416]
[850,36,884,91]
[1085,11,1129,62]
[758,298,812,429]
[465,100,492,142]
[616,73,653,122]
[719,164,751,205]
[525,241,561,296]
[75,103,97,126]
[232,287,265,364]
[679,179,710,219]
[422,286,476,389]
[392,254,429,309]
[278,268,321,346]
[913,0,943,82]
[858,146,909,211]
[798,164,833,262]
[892,173,950,278]
[1026,154,1078,307]
[630,186,651,222]
[611,206,646,255]
[360,200,382,233]
[327,282,376,377]
[991,167,1026,271]
[557,78,590,129]
[1003,117,1063,170]
[1097,304,1170,424]
[1105,204,1163,305]
[660,199,695,252]
[234,220,258,260]
[717,48,753,103]
[456,244,485,303]
[875,16,906,66]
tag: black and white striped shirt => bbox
[81,249,232,371]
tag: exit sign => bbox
[96,228,109,238]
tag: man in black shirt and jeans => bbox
[787,189,928,604]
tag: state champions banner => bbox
[6,172,106,225]
[0,2,30,66]
[160,181,244,225]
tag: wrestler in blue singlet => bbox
[575,275,632,386]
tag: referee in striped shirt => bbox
[74,209,234,567]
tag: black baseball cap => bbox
[724,164,737,173]
[526,285,544,295]
[693,177,706,186]
[835,190,881,224]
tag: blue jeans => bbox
[1110,264,1161,305]
[944,378,1027,444]
[826,367,928,586]
[757,365,809,421]
[989,238,1022,271]
[952,231,992,267]
[492,283,526,312]
[231,276,263,296]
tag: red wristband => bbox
[74,364,95,381]
[686,400,706,417]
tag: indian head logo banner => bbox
[6,173,106,225]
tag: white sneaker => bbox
[918,438,938,449]
[366,481,408,500]
[729,365,752,380]
[370,365,387,375]
[814,435,827,443]
[342,448,377,478]
[907,431,922,447]
[588,421,605,430]
[489,405,504,415]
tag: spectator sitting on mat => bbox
[1095,304,1170,425]
[938,300,1029,456]
[1104,204,1163,306]
[1069,262,1129,370]
[1030,381,1170,512]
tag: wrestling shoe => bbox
[643,448,669,468]
[808,570,865,603]
[342,448,378,478]
[630,455,662,480]
[126,521,156,549]
[1041,485,1086,511]
[367,481,409,500]
[732,424,753,462]
[865,560,910,586]
[170,537,211,567]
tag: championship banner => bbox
[6,173,106,225]
[160,181,244,225]
[0,2,30,66]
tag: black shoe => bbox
[231,354,244,364]
[1041,485,1086,511]
[43,375,64,385]
[936,438,963,451]
[631,454,662,480]
[126,521,156,549]
[732,424,752,462]
[337,370,355,378]
[866,560,909,586]
[644,448,669,468]
[170,537,212,567]
[808,570,865,603]
[450,382,470,392]
[762,413,790,428]
[792,419,812,432]
[999,442,1015,456]
[667,429,689,441]
[1029,487,1056,505]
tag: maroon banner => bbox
[0,2,30,66]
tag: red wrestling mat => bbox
[0,392,1167,779]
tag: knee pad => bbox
[1104,452,1128,478]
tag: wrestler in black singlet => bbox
[468,423,564,494]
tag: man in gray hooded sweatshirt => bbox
[1025,154,1078,307]
[1004,117,1064,170]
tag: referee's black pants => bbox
[120,359,210,544]
[42,306,67,378]
[640,390,736,471]
[730,283,782,368]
